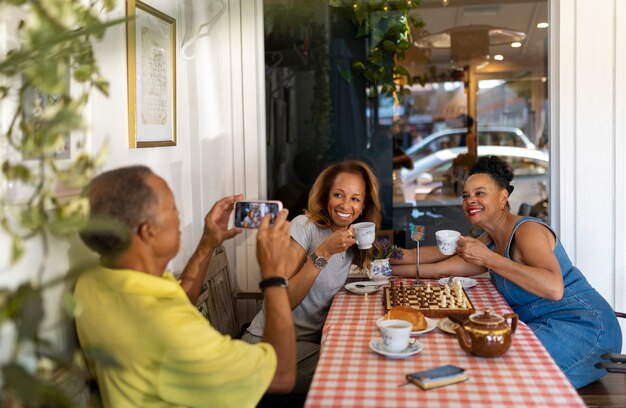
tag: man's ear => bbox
[137,222,155,242]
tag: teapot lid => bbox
[468,309,504,326]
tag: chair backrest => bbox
[195,246,240,338]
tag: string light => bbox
[353,3,358,10]
[383,3,389,11]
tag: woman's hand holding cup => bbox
[318,228,357,257]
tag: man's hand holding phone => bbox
[256,209,290,279]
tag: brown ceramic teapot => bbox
[454,309,518,358]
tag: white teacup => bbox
[353,222,376,250]
[435,230,461,256]
[378,319,412,353]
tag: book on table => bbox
[406,364,469,390]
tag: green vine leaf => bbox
[394,65,410,78]
[367,47,382,65]
[351,61,365,71]
[334,2,424,97]
[11,237,25,264]
[382,40,396,52]
[2,162,32,182]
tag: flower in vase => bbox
[373,238,404,260]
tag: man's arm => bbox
[256,210,296,393]
[180,194,243,304]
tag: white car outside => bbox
[404,127,537,162]
[396,146,549,214]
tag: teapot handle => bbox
[503,313,518,334]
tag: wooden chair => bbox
[195,246,262,338]
[577,312,626,407]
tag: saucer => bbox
[345,281,385,295]
[437,277,477,289]
[369,338,424,359]
[437,318,459,335]
[376,316,438,336]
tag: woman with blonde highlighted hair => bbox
[244,159,381,397]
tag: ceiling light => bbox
[537,22,549,29]
[414,25,525,69]
[511,42,522,48]
[494,54,504,61]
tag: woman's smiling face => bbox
[462,173,507,224]
[327,172,366,230]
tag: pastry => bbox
[383,305,427,331]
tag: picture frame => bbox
[126,0,176,148]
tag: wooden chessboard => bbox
[382,283,475,318]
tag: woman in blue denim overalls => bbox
[392,155,622,388]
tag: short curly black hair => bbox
[469,155,514,195]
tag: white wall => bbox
[552,0,626,349]
[0,0,267,350]
[88,0,266,294]
[91,0,267,318]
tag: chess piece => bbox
[444,284,451,296]
[454,279,462,293]
[440,293,447,308]
[426,283,432,293]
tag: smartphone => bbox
[234,200,283,228]
[406,364,468,390]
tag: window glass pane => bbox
[264,0,549,246]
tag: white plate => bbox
[437,277,477,289]
[344,281,385,295]
[369,338,424,359]
[437,318,460,335]
[377,316,438,336]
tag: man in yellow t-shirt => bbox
[75,166,295,407]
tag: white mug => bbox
[378,319,412,353]
[435,230,461,255]
[353,222,376,249]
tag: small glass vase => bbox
[369,258,392,280]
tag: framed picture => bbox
[126,0,176,148]
[22,84,71,160]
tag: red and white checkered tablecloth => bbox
[305,278,585,407]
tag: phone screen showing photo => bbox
[234,201,282,228]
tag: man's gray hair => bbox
[79,165,158,258]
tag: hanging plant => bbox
[0,0,124,405]
[332,0,426,97]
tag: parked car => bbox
[395,146,549,216]
[404,127,536,162]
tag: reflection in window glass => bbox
[263,1,549,247]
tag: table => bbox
[305,278,585,407]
